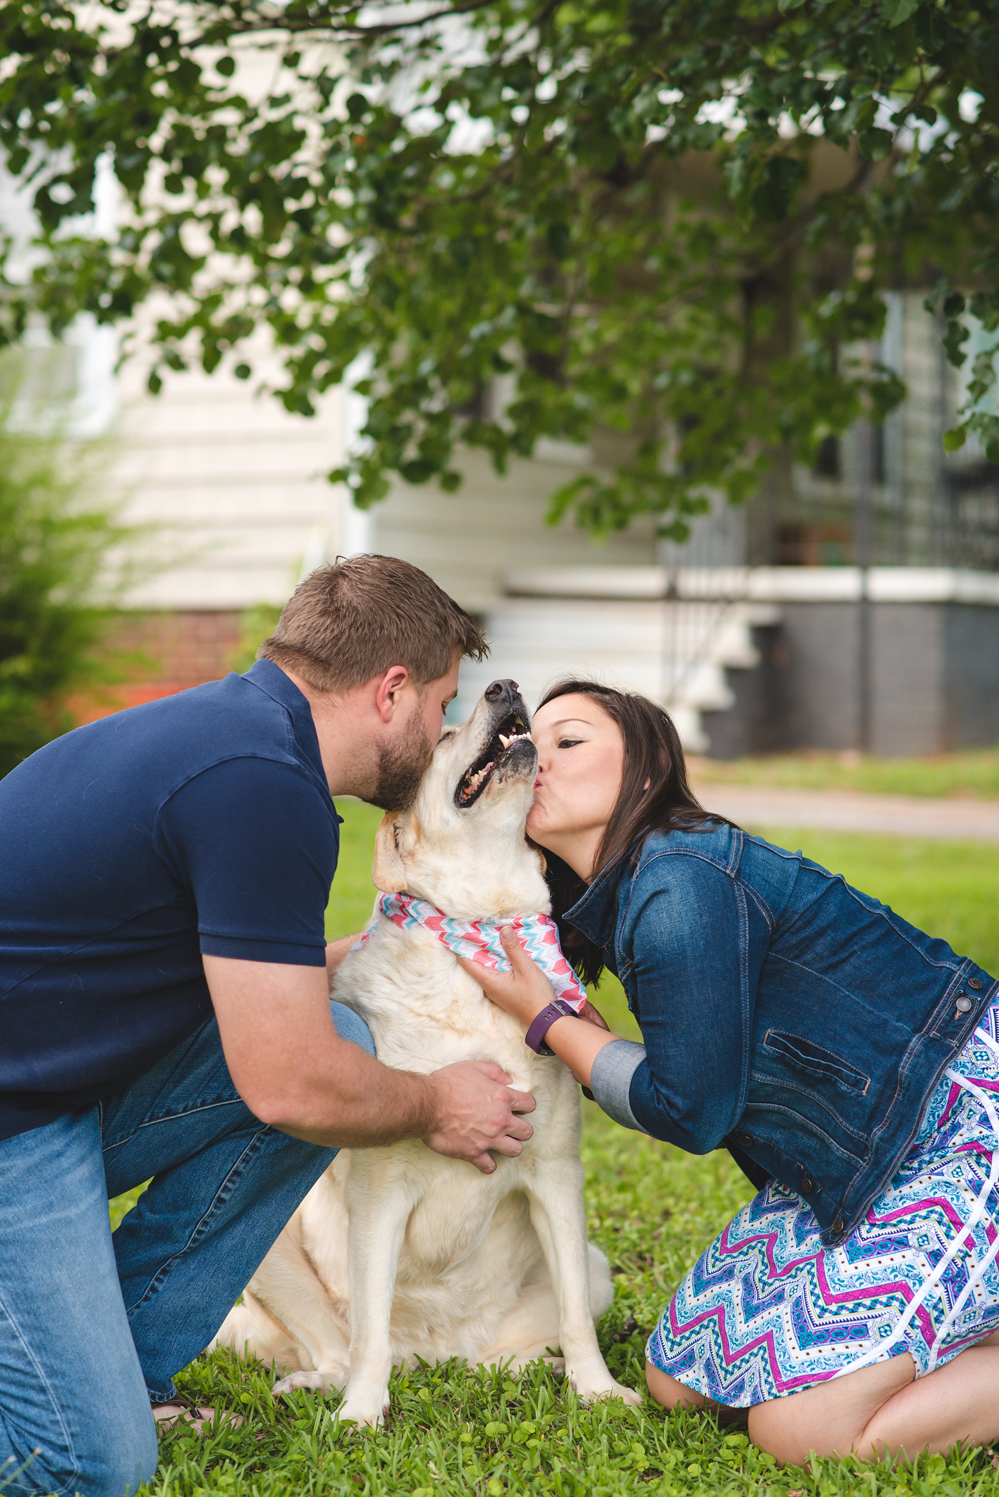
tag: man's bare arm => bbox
[203,954,535,1174]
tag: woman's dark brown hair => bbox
[536,678,723,987]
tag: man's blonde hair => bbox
[257,554,487,692]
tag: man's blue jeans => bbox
[0,1002,374,1497]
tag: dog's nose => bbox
[484,679,520,705]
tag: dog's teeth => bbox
[499,734,510,749]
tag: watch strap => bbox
[525,998,579,1055]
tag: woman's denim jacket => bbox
[576,821,997,1245]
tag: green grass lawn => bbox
[123,802,999,1495]
[691,745,999,800]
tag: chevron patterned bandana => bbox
[353,892,588,1010]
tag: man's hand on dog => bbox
[423,1061,536,1174]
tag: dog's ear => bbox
[372,812,408,893]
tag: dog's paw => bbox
[272,1370,327,1398]
[335,1397,388,1430]
[567,1365,643,1407]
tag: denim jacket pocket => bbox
[761,1030,871,1097]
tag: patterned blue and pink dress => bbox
[647,996,999,1405]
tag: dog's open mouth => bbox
[455,710,533,809]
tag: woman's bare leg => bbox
[650,1334,999,1460]
[751,1336,999,1464]
[646,1361,748,1425]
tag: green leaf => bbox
[777,0,809,11]
[858,127,893,161]
[853,97,878,133]
[970,291,999,333]
[546,222,571,260]
[749,155,808,222]
[882,0,919,25]
[943,321,970,368]
[867,29,898,71]
[942,425,967,452]
[216,54,236,77]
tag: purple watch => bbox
[525,998,580,1056]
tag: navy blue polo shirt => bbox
[0,659,340,1141]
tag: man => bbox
[0,555,535,1497]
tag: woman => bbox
[461,678,999,1465]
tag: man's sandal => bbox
[152,1392,242,1434]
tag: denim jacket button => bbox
[969,977,984,991]
[956,995,973,1014]
[737,1132,752,1147]
[800,1177,814,1194]
[833,1218,845,1234]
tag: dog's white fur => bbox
[213,688,639,1425]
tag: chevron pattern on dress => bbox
[647,997,999,1407]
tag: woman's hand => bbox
[577,999,610,1031]
[457,927,612,1031]
[456,925,555,1027]
[458,926,620,1091]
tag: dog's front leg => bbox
[525,1160,642,1406]
[337,1159,416,1428]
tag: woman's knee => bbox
[645,1359,708,1411]
[748,1355,916,1465]
[748,1399,815,1465]
[646,1361,748,1426]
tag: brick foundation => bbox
[70,610,245,724]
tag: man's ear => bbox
[374,665,411,723]
[372,812,408,893]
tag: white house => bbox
[3,117,998,754]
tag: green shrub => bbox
[229,603,284,675]
[0,393,140,778]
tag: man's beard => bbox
[364,712,435,812]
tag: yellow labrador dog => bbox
[214,680,639,1426]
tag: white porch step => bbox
[458,594,780,752]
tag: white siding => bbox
[114,340,347,610]
[372,448,658,613]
